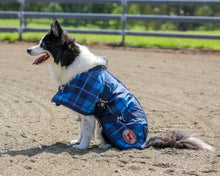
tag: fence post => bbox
[121,0,127,45]
[18,0,25,40]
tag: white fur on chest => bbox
[48,44,106,86]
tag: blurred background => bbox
[0,0,220,50]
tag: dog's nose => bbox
[27,49,31,54]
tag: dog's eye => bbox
[41,42,46,47]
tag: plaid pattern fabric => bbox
[51,66,105,115]
[52,65,148,149]
[105,119,148,149]
[99,110,148,149]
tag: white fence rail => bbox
[0,0,220,42]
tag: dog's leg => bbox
[72,115,95,149]
[97,124,112,149]
[70,116,83,145]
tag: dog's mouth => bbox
[32,52,50,65]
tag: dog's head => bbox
[27,20,80,67]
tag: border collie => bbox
[27,20,214,151]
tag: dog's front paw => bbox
[72,144,88,150]
[72,137,90,149]
[98,143,112,149]
[70,140,80,145]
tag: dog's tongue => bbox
[32,52,50,65]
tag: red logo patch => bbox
[122,129,136,145]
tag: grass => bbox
[1,32,220,51]
[0,19,20,27]
[1,18,220,50]
[126,36,220,50]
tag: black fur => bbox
[101,129,113,146]
[41,20,80,67]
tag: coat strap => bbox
[95,73,110,117]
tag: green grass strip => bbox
[1,32,220,51]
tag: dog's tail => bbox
[145,130,215,151]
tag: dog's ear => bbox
[51,20,63,37]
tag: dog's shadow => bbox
[2,142,110,157]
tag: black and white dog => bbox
[27,20,214,151]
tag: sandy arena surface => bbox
[0,41,219,176]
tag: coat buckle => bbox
[99,98,108,109]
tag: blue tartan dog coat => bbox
[52,65,148,149]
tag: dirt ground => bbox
[0,41,219,176]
